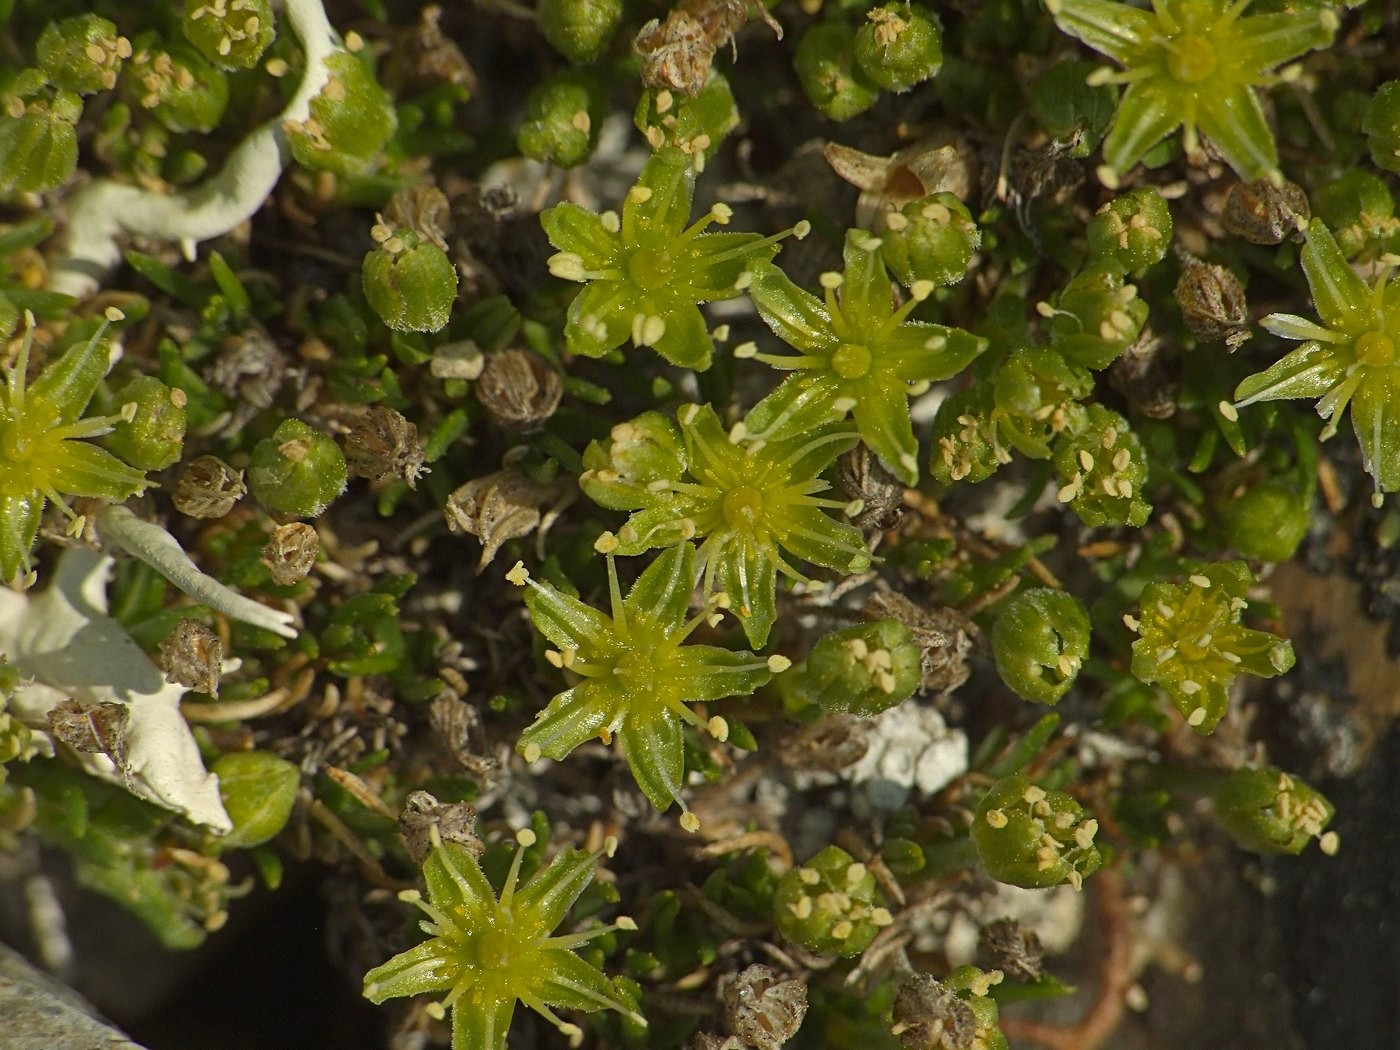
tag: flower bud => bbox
[1087,187,1173,272]
[0,87,81,195]
[104,376,187,471]
[972,772,1102,890]
[517,68,607,168]
[1363,79,1400,175]
[880,192,979,289]
[1052,404,1150,528]
[801,618,923,716]
[539,0,623,62]
[992,588,1090,706]
[363,227,458,333]
[1047,266,1147,370]
[1216,477,1310,563]
[1215,766,1336,856]
[854,4,943,94]
[125,35,229,133]
[248,418,347,518]
[286,50,395,175]
[774,845,892,957]
[183,0,274,69]
[37,15,131,94]
[794,22,878,121]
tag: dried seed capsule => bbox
[992,588,1090,706]
[248,418,347,518]
[1221,177,1309,245]
[802,618,923,716]
[383,182,452,251]
[853,3,942,94]
[775,713,870,773]
[1108,326,1178,420]
[159,618,223,697]
[261,521,319,585]
[173,454,246,518]
[773,845,891,957]
[1086,187,1173,272]
[1312,170,1397,259]
[475,348,563,430]
[979,918,1044,982]
[398,790,483,864]
[722,964,808,1050]
[342,404,426,488]
[1174,260,1250,350]
[444,468,557,571]
[794,21,879,122]
[636,11,715,97]
[104,376,187,471]
[47,698,130,775]
[838,443,904,533]
[890,971,977,1050]
[539,0,623,62]
[36,14,131,94]
[862,590,980,698]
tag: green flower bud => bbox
[853,4,943,94]
[881,192,980,289]
[1312,170,1398,259]
[363,224,458,333]
[213,751,300,848]
[248,418,347,518]
[37,15,132,95]
[1086,188,1173,273]
[1217,478,1310,563]
[0,86,80,195]
[972,772,1103,890]
[930,382,1006,485]
[287,51,396,176]
[991,346,1093,460]
[183,0,275,70]
[1026,59,1116,158]
[634,72,739,161]
[1215,766,1337,856]
[1363,80,1400,175]
[517,68,607,169]
[1053,405,1151,528]
[1045,266,1147,370]
[125,35,229,133]
[794,21,879,121]
[992,589,1090,706]
[103,376,188,471]
[802,618,922,716]
[539,0,623,62]
[774,845,893,957]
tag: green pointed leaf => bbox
[619,710,684,810]
[649,300,713,370]
[681,231,776,299]
[744,374,845,443]
[1235,11,1337,77]
[885,323,988,382]
[524,584,614,655]
[1047,0,1156,64]
[776,504,871,575]
[516,848,600,935]
[748,262,840,354]
[712,534,778,647]
[1233,341,1349,407]
[30,329,112,422]
[837,228,894,333]
[624,147,694,241]
[452,995,516,1050]
[668,644,771,703]
[424,840,497,925]
[363,938,462,1003]
[564,280,642,358]
[537,948,633,1014]
[1351,370,1400,494]
[44,440,149,499]
[0,491,42,582]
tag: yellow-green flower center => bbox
[1356,329,1397,367]
[612,647,658,693]
[477,920,516,969]
[1167,34,1218,83]
[0,423,32,463]
[722,485,765,527]
[831,342,872,379]
[627,246,675,291]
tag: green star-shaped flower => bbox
[745,228,987,485]
[1047,0,1337,184]
[1,311,149,582]
[580,380,873,647]
[1126,561,1294,734]
[508,542,778,817]
[363,826,643,1050]
[1234,219,1400,504]
[542,145,795,370]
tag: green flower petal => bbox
[1234,11,1337,77]
[649,300,714,370]
[615,506,695,554]
[0,490,43,582]
[667,644,771,703]
[883,322,988,382]
[1196,83,1277,183]
[1351,370,1400,494]
[30,330,110,422]
[564,280,643,358]
[453,995,516,1050]
[44,439,149,498]
[516,848,600,935]
[624,147,693,241]
[851,385,920,484]
[837,229,893,333]
[1301,220,1371,334]
[1233,341,1349,407]
[744,373,845,442]
[362,938,463,1003]
[748,262,841,354]
[542,201,620,268]
[623,542,696,631]
[775,504,871,574]
[424,840,496,926]
[712,533,778,647]
[519,682,616,760]
[537,948,634,1015]
[524,585,615,656]
[681,231,776,300]
[1046,0,1156,65]
[1101,81,1182,178]
[619,709,684,810]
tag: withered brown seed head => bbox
[444,468,554,571]
[979,917,1045,982]
[48,698,131,777]
[475,348,563,431]
[343,404,426,487]
[722,964,808,1050]
[838,443,905,533]
[776,713,871,773]
[1221,178,1310,246]
[383,182,453,251]
[636,11,715,96]
[159,619,224,698]
[862,590,980,698]
[398,790,484,864]
[173,455,247,518]
[1174,260,1251,350]
[262,521,319,586]
[891,972,977,1050]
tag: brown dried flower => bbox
[722,964,808,1050]
[1221,177,1309,246]
[159,619,223,698]
[342,405,426,488]
[1175,260,1251,350]
[261,521,319,586]
[474,348,563,431]
[978,917,1044,982]
[862,590,980,697]
[838,443,905,534]
[397,790,484,864]
[890,972,977,1050]
[47,698,130,777]
[173,455,247,518]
